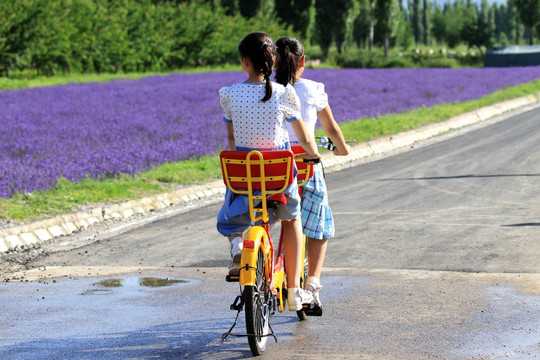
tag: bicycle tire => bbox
[245,248,270,355]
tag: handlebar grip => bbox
[303,158,321,164]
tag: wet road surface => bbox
[2,267,539,359]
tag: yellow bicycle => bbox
[220,148,316,355]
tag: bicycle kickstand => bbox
[222,295,244,341]
[221,294,278,343]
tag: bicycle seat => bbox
[220,149,295,223]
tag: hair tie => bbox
[264,75,271,81]
[261,42,278,49]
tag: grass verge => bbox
[0,64,241,91]
[1,79,539,223]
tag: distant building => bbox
[485,45,540,67]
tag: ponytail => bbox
[260,54,273,102]
[275,37,304,87]
[238,32,276,103]
[263,72,273,102]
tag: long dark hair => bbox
[275,36,304,87]
[238,32,276,102]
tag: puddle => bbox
[96,279,123,288]
[81,277,189,295]
[138,277,188,287]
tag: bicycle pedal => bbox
[230,295,244,311]
[225,274,240,282]
[303,304,323,316]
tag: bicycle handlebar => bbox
[316,136,356,151]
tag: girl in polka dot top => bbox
[217,32,320,311]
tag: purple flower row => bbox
[1,67,540,198]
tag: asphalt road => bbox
[1,107,539,360]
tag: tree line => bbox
[0,0,293,77]
[1,0,539,77]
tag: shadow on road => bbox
[0,316,300,360]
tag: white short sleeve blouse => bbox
[220,82,301,150]
[287,79,328,142]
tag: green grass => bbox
[1,76,539,224]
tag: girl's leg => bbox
[228,234,241,242]
[307,237,328,279]
[228,233,243,276]
[281,218,302,288]
[306,237,327,307]
[282,217,314,310]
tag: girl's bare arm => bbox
[318,105,350,156]
[290,118,320,160]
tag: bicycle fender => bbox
[272,270,286,312]
[239,227,270,286]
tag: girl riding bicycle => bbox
[275,36,351,309]
[216,32,320,311]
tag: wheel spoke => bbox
[245,248,270,355]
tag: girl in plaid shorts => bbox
[275,36,351,309]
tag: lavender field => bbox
[2,67,540,199]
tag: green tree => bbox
[68,0,99,73]
[314,0,353,57]
[221,0,238,15]
[433,0,476,48]
[461,17,493,56]
[395,6,414,49]
[28,1,74,76]
[274,0,312,39]
[410,0,423,45]
[506,0,524,44]
[92,0,131,73]
[422,0,429,45]
[431,2,446,45]
[353,0,372,49]
[0,1,41,77]
[368,0,376,50]
[125,1,175,72]
[374,0,401,57]
[238,0,261,17]
[514,0,540,44]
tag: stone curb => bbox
[1,94,538,253]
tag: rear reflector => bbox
[243,240,255,248]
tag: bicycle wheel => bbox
[244,248,270,355]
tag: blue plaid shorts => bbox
[301,164,335,240]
